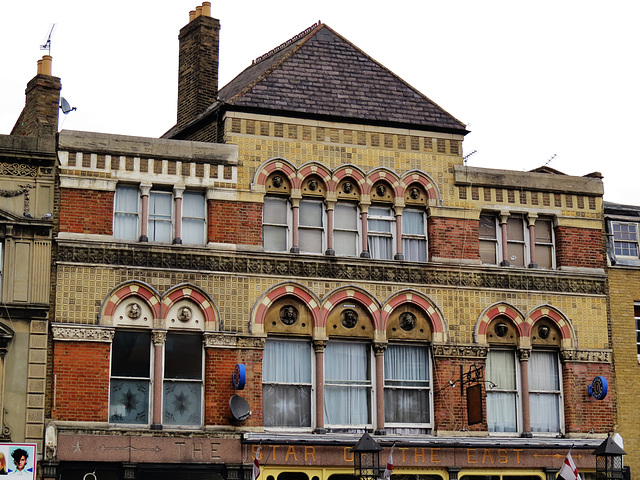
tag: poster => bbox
[0,444,36,479]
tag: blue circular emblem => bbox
[589,376,608,400]
[233,363,246,390]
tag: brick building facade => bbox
[38,3,617,480]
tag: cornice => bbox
[51,323,115,342]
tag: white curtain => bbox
[262,339,312,427]
[486,350,518,432]
[334,203,358,256]
[402,210,426,261]
[324,342,370,426]
[528,351,560,432]
[299,200,323,253]
[114,185,139,241]
[182,191,206,245]
[384,345,430,424]
[149,191,172,242]
[368,207,394,259]
[263,197,288,251]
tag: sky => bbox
[1,1,639,205]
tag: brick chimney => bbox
[11,55,62,136]
[177,2,220,129]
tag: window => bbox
[383,344,430,425]
[368,206,395,260]
[324,341,371,427]
[114,185,139,241]
[333,203,359,256]
[479,214,498,264]
[402,209,427,262]
[486,349,518,433]
[612,221,640,258]
[114,185,206,245]
[263,197,289,252]
[163,333,203,426]
[182,191,206,245]
[109,330,151,424]
[263,339,312,427]
[636,304,640,360]
[480,213,555,268]
[149,191,173,243]
[528,350,561,433]
[299,200,324,254]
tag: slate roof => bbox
[218,23,466,133]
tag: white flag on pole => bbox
[252,446,261,480]
[383,445,394,480]
[558,451,582,480]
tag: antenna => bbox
[40,24,56,55]
[544,153,557,166]
[463,150,477,165]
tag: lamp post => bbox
[593,435,627,480]
[353,432,383,480]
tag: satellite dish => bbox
[60,97,77,114]
[229,394,251,421]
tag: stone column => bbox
[290,197,300,253]
[139,184,152,242]
[499,212,510,266]
[151,330,167,430]
[518,347,532,437]
[313,340,327,433]
[527,213,538,268]
[374,342,388,434]
[360,204,370,258]
[173,187,184,245]
[325,200,335,256]
[394,206,404,260]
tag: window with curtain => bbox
[402,209,427,262]
[299,199,324,254]
[384,344,430,425]
[263,339,312,427]
[149,191,173,243]
[479,214,498,264]
[486,349,518,433]
[114,185,139,241]
[534,218,555,268]
[324,341,371,426]
[109,330,151,424]
[528,350,561,433]
[506,216,526,267]
[182,191,206,245]
[334,203,358,256]
[368,206,394,260]
[263,197,289,252]
[163,333,203,426]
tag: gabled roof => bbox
[168,22,468,138]
[218,23,466,133]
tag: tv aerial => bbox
[41,24,56,55]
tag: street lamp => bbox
[593,435,627,480]
[352,432,383,480]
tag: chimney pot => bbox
[196,5,202,17]
[41,55,53,76]
[189,10,196,21]
[202,2,211,16]
[37,59,43,75]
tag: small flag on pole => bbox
[383,445,394,480]
[558,451,581,480]
[252,446,261,480]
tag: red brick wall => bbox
[60,188,114,235]
[432,357,487,432]
[207,200,262,245]
[53,341,110,421]
[563,362,615,433]
[555,226,604,269]
[204,347,263,426]
[428,217,480,261]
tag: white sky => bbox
[2,1,639,205]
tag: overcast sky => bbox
[2,1,639,205]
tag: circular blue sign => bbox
[233,363,246,390]
[589,376,608,400]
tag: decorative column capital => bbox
[313,339,327,353]
[151,330,167,345]
[373,342,388,356]
[517,348,531,361]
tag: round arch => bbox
[475,302,526,345]
[381,290,447,342]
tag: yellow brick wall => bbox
[56,264,608,348]
[608,267,640,472]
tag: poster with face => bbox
[0,444,36,478]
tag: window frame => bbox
[367,206,396,260]
[527,349,563,435]
[383,343,432,428]
[263,196,290,252]
[262,338,314,430]
[533,217,555,269]
[611,221,640,259]
[181,190,207,246]
[479,214,499,265]
[298,198,326,255]
[333,202,360,257]
[486,348,521,435]
[401,208,427,262]
[114,184,140,241]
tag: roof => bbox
[169,22,467,137]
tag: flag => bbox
[383,445,394,480]
[558,451,581,480]
[252,446,261,480]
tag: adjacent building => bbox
[38,3,617,480]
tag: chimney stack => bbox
[177,2,220,129]
[12,55,61,136]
